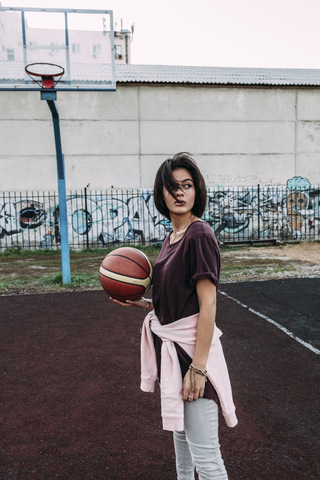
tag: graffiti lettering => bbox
[0,177,319,250]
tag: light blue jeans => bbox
[173,399,228,480]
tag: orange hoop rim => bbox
[25,62,65,89]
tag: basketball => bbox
[99,247,153,302]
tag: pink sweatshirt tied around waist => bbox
[140,310,238,432]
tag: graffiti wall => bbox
[0,177,319,251]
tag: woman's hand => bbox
[182,368,206,402]
[109,296,153,310]
[182,278,216,402]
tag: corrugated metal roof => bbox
[2,61,320,87]
[116,64,320,86]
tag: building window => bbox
[72,43,80,54]
[49,43,59,56]
[115,45,122,59]
[92,44,101,58]
[28,42,38,51]
[7,49,15,61]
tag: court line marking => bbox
[219,290,320,355]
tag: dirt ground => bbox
[221,241,320,281]
[226,241,320,264]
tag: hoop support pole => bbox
[45,98,71,285]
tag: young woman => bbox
[112,153,237,480]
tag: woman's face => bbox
[162,168,196,216]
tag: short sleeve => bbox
[188,232,221,289]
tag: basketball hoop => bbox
[25,63,65,89]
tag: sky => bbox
[2,0,320,69]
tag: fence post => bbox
[84,185,89,249]
[257,184,261,240]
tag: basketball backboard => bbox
[0,7,116,91]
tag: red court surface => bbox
[1,283,319,480]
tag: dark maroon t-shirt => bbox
[152,220,221,403]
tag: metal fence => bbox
[0,184,319,251]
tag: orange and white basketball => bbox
[99,247,153,302]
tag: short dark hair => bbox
[153,152,207,220]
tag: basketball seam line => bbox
[99,268,150,283]
[100,274,147,287]
[107,253,152,278]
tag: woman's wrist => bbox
[144,298,152,310]
[189,363,208,378]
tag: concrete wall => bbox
[1,84,320,191]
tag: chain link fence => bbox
[0,184,319,251]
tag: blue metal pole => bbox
[42,91,71,284]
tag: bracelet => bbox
[145,298,151,310]
[189,363,208,378]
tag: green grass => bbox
[0,245,161,294]
[42,273,99,288]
